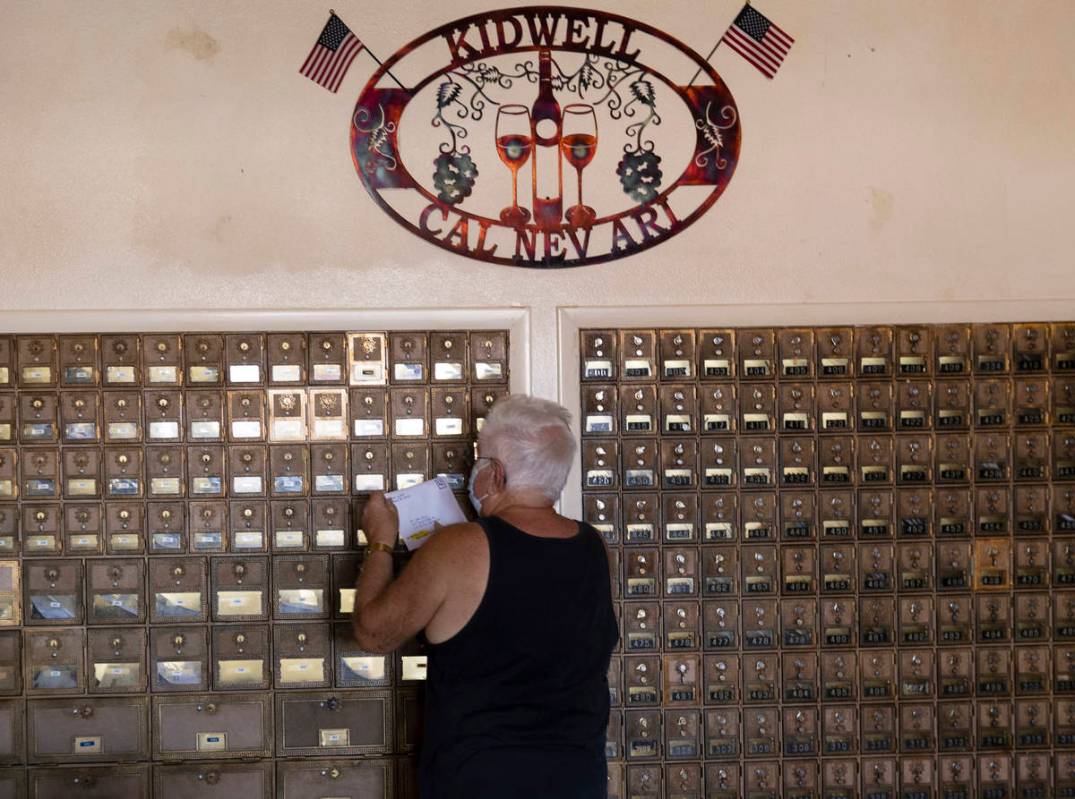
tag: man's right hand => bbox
[362,492,400,549]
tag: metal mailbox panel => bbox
[275,689,391,757]
[276,758,391,799]
[152,692,271,760]
[28,696,148,763]
[153,761,271,799]
[29,765,149,799]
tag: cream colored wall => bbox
[1,0,1074,400]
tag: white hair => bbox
[479,395,576,502]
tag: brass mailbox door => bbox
[151,626,209,693]
[25,560,82,626]
[344,333,386,387]
[267,331,309,384]
[275,690,391,757]
[212,624,270,691]
[153,761,271,799]
[0,701,22,765]
[153,692,272,760]
[147,502,187,554]
[29,765,149,799]
[224,334,265,386]
[86,559,145,625]
[149,557,208,624]
[87,627,146,693]
[389,332,429,384]
[28,696,148,763]
[0,632,21,695]
[229,500,267,553]
[273,555,330,620]
[211,556,269,622]
[274,622,332,689]
[277,758,392,799]
[335,623,391,689]
[309,333,347,384]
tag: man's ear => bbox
[488,458,507,493]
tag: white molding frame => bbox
[557,299,1075,517]
[0,307,532,395]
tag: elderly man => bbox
[353,395,618,799]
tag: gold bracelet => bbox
[367,541,395,555]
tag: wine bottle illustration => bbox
[530,48,563,230]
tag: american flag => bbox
[300,13,364,93]
[721,4,794,79]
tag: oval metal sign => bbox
[351,6,741,268]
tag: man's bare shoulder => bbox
[412,521,487,566]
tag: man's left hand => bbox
[362,493,400,549]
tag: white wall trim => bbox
[556,299,1075,517]
[0,306,533,395]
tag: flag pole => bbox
[330,9,407,90]
[687,40,722,86]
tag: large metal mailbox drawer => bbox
[152,692,272,760]
[277,757,392,798]
[275,689,391,757]
[27,696,149,763]
[28,764,149,798]
[153,761,273,798]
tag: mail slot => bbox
[19,394,59,445]
[20,447,58,498]
[224,334,265,386]
[17,337,57,387]
[153,761,271,799]
[211,556,268,621]
[618,331,657,382]
[189,500,227,553]
[227,501,266,552]
[267,333,307,384]
[273,555,329,619]
[60,391,100,443]
[149,557,208,624]
[153,692,271,759]
[143,389,182,442]
[274,622,331,689]
[148,502,187,554]
[389,332,428,384]
[152,626,209,693]
[142,335,182,386]
[87,627,145,693]
[25,559,82,625]
[700,384,736,433]
[271,499,309,551]
[184,335,224,386]
[30,765,149,798]
[309,333,347,384]
[60,504,101,555]
[22,504,61,556]
[276,690,390,756]
[25,628,84,694]
[86,559,145,625]
[145,446,185,499]
[212,624,269,691]
[335,622,391,688]
[28,696,148,763]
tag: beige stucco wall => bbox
[1,0,1073,399]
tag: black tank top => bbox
[419,515,619,799]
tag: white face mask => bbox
[468,458,492,515]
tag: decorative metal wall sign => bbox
[351,6,741,268]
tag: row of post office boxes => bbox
[605,753,1068,799]
[0,441,479,500]
[579,433,1075,488]
[0,690,403,763]
[0,497,475,555]
[610,595,1075,650]
[597,541,1065,596]
[585,487,1075,543]
[609,647,1075,707]
[582,381,1075,436]
[0,386,508,446]
[0,757,419,799]
[0,332,509,388]
[0,624,424,694]
[581,325,1075,382]
[607,698,1075,762]
[10,554,389,625]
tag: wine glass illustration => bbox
[561,104,598,227]
[495,104,533,225]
